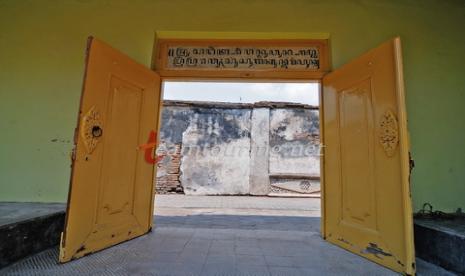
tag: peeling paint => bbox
[75,245,86,254]
[362,243,392,259]
[337,237,354,246]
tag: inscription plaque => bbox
[166,45,320,71]
[155,39,329,78]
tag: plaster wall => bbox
[269,108,320,176]
[179,107,252,195]
[157,101,319,195]
[1,0,464,211]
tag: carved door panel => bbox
[59,37,162,262]
[322,38,415,274]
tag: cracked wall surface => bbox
[157,100,320,196]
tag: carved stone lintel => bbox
[379,109,399,157]
[81,106,102,154]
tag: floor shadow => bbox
[154,214,321,232]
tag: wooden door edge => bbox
[393,37,416,275]
[59,36,94,263]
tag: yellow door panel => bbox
[59,37,161,262]
[322,38,415,275]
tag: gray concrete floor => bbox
[0,196,455,275]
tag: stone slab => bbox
[0,203,65,268]
[414,218,465,274]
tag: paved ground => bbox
[0,195,454,275]
[155,195,321,217]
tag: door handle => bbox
[91,125,103,138]
[81,106,103,154]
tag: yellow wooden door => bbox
[59,37,161,262]
[322,38,415,275]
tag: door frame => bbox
[149,31,331,236]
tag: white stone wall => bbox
[157,101,320,196]
[179,109,251,195]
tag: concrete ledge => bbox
[0,210,65,268]
[268,193,320,198]
[414,218,465,274]
[163,100,319,110]
[269,173,320,180]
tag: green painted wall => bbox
[0,0,464,212]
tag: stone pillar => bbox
[249,108,270,195]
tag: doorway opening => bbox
[153,80,322,234]
[56,37,415,275]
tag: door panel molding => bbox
[323,37,415,275]
[60,37,161,262]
